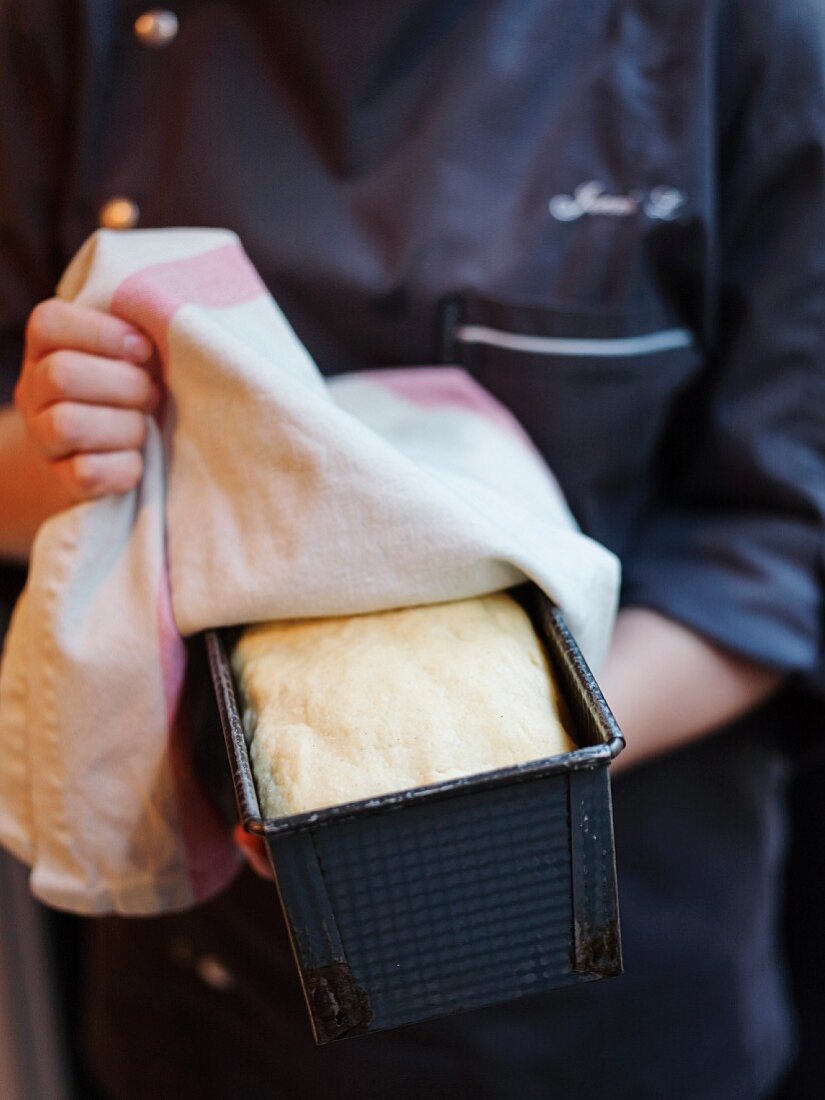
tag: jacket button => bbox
[98,197,140,230]
[134,9,179,48]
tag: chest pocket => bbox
[442,295,704,552]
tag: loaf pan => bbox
[205,583,624,1043]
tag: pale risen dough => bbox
[231,592,574,818]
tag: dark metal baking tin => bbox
[206,584,624,1044]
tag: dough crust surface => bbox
[232,593,574,817]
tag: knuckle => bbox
[68,454,104,497]
[26,299,58,345]
[48,402,81,448]
[40,351,73,399]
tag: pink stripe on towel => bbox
[111,241,267,361]
[365,367,537,448]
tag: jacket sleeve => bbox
[0,0,69,404]
[621,0,825,675]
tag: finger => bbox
[33,402,147,459]
[233,825,274,879]
[52,450,144,501]
[32,351,159,412]
[26,298,153,364]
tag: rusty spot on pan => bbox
[575,921,623,978]
[307,960,373,1043]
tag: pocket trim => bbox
[454,324,694,358]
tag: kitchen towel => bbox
[0,229,619,914]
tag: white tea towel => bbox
[0,229,619,915]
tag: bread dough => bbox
[231,592,574,818]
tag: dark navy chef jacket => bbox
[1,2,824,1098]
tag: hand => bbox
[233,824,275,879]
[14,298,158,501]
[598,607,783,773]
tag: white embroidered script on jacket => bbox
[549,181,686,222]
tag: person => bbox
[0,1,823,1097]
